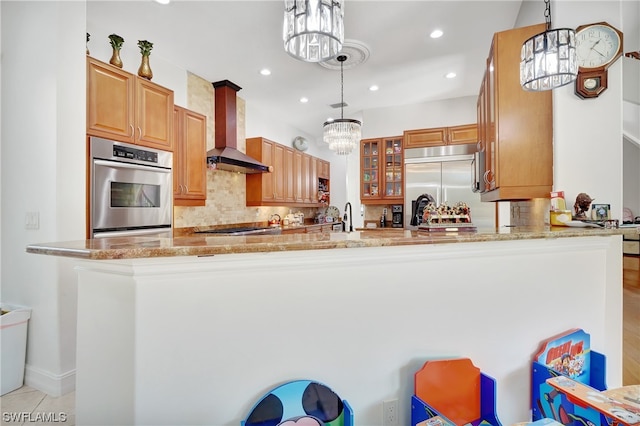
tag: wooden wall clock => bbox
[574,22,623,99]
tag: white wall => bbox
[1,1,85,395]
[623,138,640,216]
[622,0,640,105]
[515,1,625,219]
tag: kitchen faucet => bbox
[343,202,353,232]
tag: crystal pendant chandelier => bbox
[323,55,361,155]
[520,0,577,91]
[283,0,344,63]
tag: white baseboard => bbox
[24,364,75,397]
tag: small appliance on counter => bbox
[269,214,281,226]
[380,208,387,228]
[391,205,403,228]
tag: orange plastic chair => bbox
[412,358,502,426]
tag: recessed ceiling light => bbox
[445,72,457,79]
[369,85,379,91]
[430,29,443,39]
[153,0,170,5]
[299,97,309,103]
[260,68,271,76]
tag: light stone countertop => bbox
[25,225,638,260]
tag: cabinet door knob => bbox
[137,127,142,140]
[129,124,134,137]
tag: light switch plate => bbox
[25,212,39,230]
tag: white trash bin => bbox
[1,304,32,395]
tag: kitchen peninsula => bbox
[26,227,635,425]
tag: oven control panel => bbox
[113,145,158,164]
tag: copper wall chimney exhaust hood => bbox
[206,80,271,174]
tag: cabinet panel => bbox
[318,160,330,179]
[246,137,329,207]
[403,124,477,148]
[246,137,276,204]
[383,138,403,199]
[87,57,135,142]
[448,124,478,145]
[479,23,553,201]
[360,137,403,204]
[404,128,446,148]
[273,143,286,203]
[293,151,303,202]
[284,149,295,203]
[302,154,312,203]
[87,56,174,151]
[136,79,174,151]
[360,139,380,200]
[173,106,206,206]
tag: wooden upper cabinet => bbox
[448,124,478,145]
[246,137,330,207]
[318,159,330,179]
[479,23,552,202]
[360,139,381,201]
[302,154,313,203]
[136,79,174,151]
[293,150,303,203]
[246,137,279,204]
[273,143,286,203]
[284,148,295,203]
[87,56,174,151]
[173,106,207,206]
[404,127,446,148]
[87,57,135,142]
[403,124,478,149]
[360,136,403,204]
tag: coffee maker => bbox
[391,205,403,228]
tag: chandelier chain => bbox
[544,0,552,31]
[340,59,344,120]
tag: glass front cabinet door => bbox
[383,137,403,199]
[360,137,403,204]
[361,139,379,199]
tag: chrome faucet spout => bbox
[344,202,353,232]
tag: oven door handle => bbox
[94,159,171,173]
[94,228,171,238]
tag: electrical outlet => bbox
[383,399,399,426]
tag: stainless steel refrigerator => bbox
[404,144,495,229]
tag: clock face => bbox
[292,136,308,152]
[575,24,621,69]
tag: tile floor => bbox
[0,386,75,426]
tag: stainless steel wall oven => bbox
[90,137,172,238]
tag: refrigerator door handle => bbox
[471,156,478,193]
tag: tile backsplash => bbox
[510,199,551,226]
